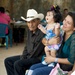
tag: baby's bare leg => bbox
[44,46,50,57]
[48,50,56,67]
[50,50,56,57]
[42,46,50,65]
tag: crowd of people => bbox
[0,5,75,75]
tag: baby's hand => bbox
[38,24,42,29]
[55,23,60,28]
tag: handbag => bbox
[49,63,68,75]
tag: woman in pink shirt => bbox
[0,7,11,46]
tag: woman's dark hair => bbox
[0,7,5,13]
[48,5,62,22]
[68,12,75,27]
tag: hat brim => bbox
[21,13,44,22]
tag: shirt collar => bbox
[31,28,39,36]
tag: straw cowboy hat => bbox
[21,9,44,21]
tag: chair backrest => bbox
[0,23,12,48]
[0,23,10,36]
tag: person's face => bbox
[5,12,10,16]
[27,19,40,32]
[64,10,68,14]
[45,11,54,24]
[63,15,75,32]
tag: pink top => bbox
[0,12,11,34]
[0,12,10,24]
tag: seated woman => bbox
[27,11,75,75]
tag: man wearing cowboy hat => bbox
[4,9,45,75]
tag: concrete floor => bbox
[0,43,25,75]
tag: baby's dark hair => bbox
[48,5,62,22]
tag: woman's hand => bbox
[44,55,55,64]
[48,36,60,44]
[68,71,73,75]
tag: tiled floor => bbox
[0,43,25,75]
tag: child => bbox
[38,5,63,67]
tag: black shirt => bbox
[21,28,45,60]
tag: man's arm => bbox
[20,46,28,59]
[29,41,44,58]
[20,30,28,59]
[28,31,45,59]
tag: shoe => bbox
[4,43,6,46]
[48,63,55,67]
[0,43,6,47]
[42,60,47,65]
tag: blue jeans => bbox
[28,63,54,75]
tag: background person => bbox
[4,9,45,75]
[63,8,68,20]
[0,7,11,46]
[5,9,15,24]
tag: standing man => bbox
[4,9,44,75]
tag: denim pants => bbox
[28,63,54,75]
